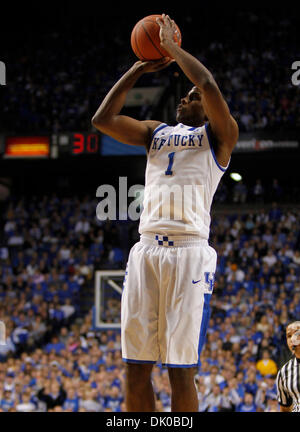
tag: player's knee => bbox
[168,367,197,389]
[125,363,153,388]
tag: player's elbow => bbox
[91,113,106,131]
[91,114,101,127]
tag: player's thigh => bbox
[161,244,217,366]
[121,242,160,361]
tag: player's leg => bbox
[125,363,155,411]
[121,241,160,411]
[121,244,160,366]
[168,367,198,411]
[160,242,217,412]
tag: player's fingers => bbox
[139,57,170,71]
[161,13,171,26]
[154,58,175,71]
[163,59,176,68]
[165,15,173,26]
[160,56,172,64]
[152,57,170,66]
[156,17,164,27]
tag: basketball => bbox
[130,14,182,61]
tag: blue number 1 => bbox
[165,152,175,176]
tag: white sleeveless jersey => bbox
[139,122,229,240]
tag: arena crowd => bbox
[0,190,299,412]
[1,10,299,135]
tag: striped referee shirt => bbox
[276,356,300,412]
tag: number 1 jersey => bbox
[139,122,229,239]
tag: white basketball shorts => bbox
[121,233,217,368]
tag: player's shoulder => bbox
[144,121,174,140]
[140,120,168,147]
[141,120,164,135]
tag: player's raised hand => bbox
[156,14,178,48]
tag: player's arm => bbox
[91,59,172,150]
[157,14,239,164]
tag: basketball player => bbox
[92,14,238,412]
[276,321,300,412]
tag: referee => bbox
[276,321,300,412]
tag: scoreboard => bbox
[0,133,146,158]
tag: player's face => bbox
[176,86,207,126]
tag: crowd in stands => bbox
[1,9,299,134]
[213,178,295,205]
[0,194,125,362]
[197,13,300,134]
[0,189,299,412]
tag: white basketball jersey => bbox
[139,122,229,239]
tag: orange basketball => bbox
[131,14,182,61]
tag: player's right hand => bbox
[132,58,175,74]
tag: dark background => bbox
[0,2,299,197]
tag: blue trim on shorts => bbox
[197,293,212,362]
[122,358,156,365]
[162,363,199,368]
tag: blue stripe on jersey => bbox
[205,123,227,172]
[197,293,212,362]
[151,123,168,141]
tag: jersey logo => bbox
[152,133,204,150]
[204,272,215,293]
[192,279,201,284]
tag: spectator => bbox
[45,336,66,355]
[218,385,239,412]
[253,179,264,203]
[0,390,15,411]
[204,384,222,412]
[79,389,102,412]
[37,381,67,411]
[256,350,278,377]
[236,392,257,412]
[244,370,258,397]
[232,181,248,204]
[16,391,36,412]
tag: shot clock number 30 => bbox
[72,133,100,155]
